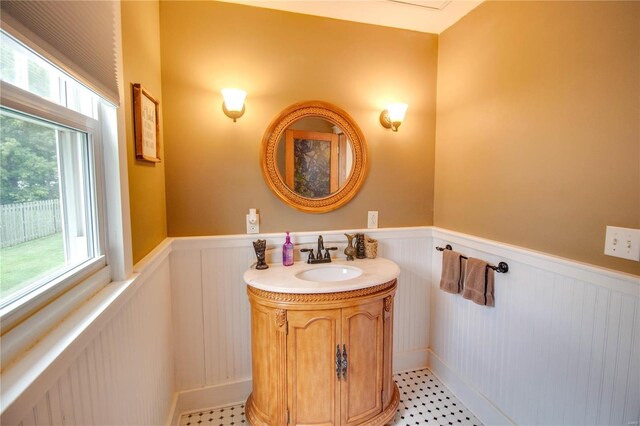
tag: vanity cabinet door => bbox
[287,309,341,426]
[340,300,384,426]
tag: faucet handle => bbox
[324,247,338,259]
[300,248,315,262]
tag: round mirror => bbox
[261,101,368,213]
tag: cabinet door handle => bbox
[335,345,342,381]
[341,344,348,380]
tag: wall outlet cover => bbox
[368,211,378,229]
[246,214,259,234]
[604,226,640,261]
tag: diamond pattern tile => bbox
[179,368,482,425]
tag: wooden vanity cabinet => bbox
[246,280,399,426]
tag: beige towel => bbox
[439,249,463,294]
[462,257,495,306]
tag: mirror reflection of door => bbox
[285,129,338,198]
[337,133,348,187]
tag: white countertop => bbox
[243,257,400,294]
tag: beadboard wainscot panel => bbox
[201,245,255,386]
[169,227,432,416]
[374,230,431,371]
[170,249,206,391]
[1,241,175,426]
[429,228,640,426]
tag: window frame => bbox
[0,80,109,332]
[0,2,132,378]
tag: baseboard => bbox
[167,378,253,426]
[393,349,429,374]
[428,349,514,426]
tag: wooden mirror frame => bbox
[261,101,368,213]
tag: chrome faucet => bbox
[301,235,337,264]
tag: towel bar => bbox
[436,244,509,273]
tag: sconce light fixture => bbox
[221,88,247,122]
[380,102,408,132]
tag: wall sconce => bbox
[379,103,408,132]
[221,88,247,122]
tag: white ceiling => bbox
[218,0,484,34]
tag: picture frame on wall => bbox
[133,83,161,162]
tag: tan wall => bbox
[121,0,167,263]
[434,1,640,274]
[159,1,438,236]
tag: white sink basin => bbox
[244,257,399,294]
[296,265,363,282]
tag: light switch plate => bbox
[604,226,640,261]
[246,214,259,234]
[368,211,378,229]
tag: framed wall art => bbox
[133,83,161,162]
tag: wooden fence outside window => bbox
[0,199,61,248]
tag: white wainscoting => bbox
[1,242,175,426]
[169,227,433,415]
[4,227,637,426]
[429,228,640,426]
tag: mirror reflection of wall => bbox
[276,116,353,199]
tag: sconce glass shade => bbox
[387,103,408,123]
[380,102,408,132]
[221,88,247,121]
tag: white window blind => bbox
[0,0,120,105]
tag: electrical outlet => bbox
[368,211,378,229]
[604,226,640,261]
[246,214,260,234]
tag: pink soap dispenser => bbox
[282,231,294,266]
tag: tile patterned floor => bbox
[179,368,482,426]
[392,370,481,425]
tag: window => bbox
[0,30,107,316]
[0,109,100,307]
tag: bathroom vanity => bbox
[243,258,400,426]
